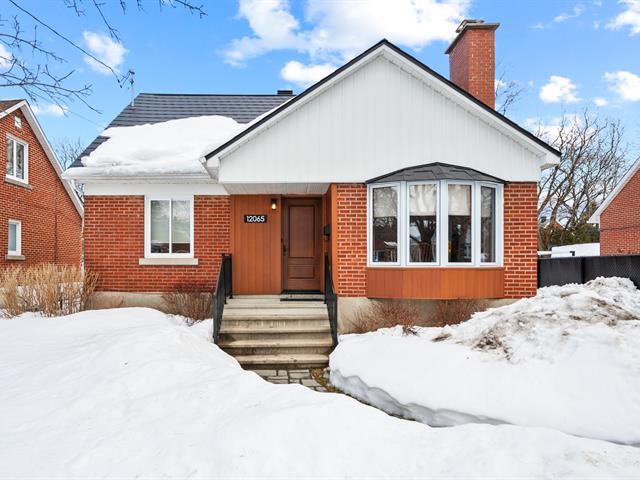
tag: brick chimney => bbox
[445,19,500,109]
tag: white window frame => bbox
[8,219,22,256]
[476,182,503,267]
[406,180,439,266]
[144,195,194,258]
[6,134,29,184]
[367,180,503,268]
[367,182,401,266]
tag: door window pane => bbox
[171,200,191,254]
[6,138,14,176]
[15,142,25,179]
[481,186,496,263]
[150,200,170,253]
[409,184,437,262]
[8,222,17,253]
[448,184,472,263]
[372,186,398,263]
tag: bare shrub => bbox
[0,265,98,317]
[349,301,419,334]
[162,286,212,325]
[430,299,488,328]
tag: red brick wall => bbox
[503,182,538,298]
[448,27,496,108]
[84,195,230,292]
[0,108,82,268]
[332,184,367,297]
[600,169,640,255]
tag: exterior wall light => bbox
[271,198,278,210]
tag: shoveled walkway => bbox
[249,367,335,392]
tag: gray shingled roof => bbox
[72,92,294,168]
[0,99,24,112]
[366,162,505,184]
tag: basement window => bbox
[144,196,194,258]
[368,180,502,267]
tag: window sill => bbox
[5,254,25,261]
[138,257,198,266]
[5,176,31,189]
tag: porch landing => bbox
[217,295,333,368]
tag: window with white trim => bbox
[8,220,21,256]
[368,180,502,267]
[6,135,28,182]
[144,196,194,257]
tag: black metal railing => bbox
[212,254,233,344]
[324,254,338,346]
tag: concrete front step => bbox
[226,301,326,309]
[219,338,333,356]
[223,309,329,320]
[233,353,329,367]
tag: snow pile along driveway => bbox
[1,308,639,477]
[330,277,640,446]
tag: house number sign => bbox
[244,214,267,223]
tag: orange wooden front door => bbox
[282,198,322,291]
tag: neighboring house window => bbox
[8,220,21,256]
[144,196,194,257]
[368,181,502,267]
[6,135,28,182]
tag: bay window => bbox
[408,183,438,263]
[368,179,502,267]
[144,196,193,257]
[371,185,399,263]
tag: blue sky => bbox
[2,0,639,158]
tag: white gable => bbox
[217,47,555,185]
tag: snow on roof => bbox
[65,115,246,178]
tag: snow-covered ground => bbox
[331,277,640,446]
[1,308,639,477]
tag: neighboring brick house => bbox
[589,159,640,255]
[66,20,559,315]
[1,100,83,268]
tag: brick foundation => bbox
[84,195,230,292]
[0,108,82,268]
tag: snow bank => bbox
[64,115,245,178]
[1,308,638,477]
[331,277,640,445]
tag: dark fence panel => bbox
[538,257,584,288]
[538,254,640,288]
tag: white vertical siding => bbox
[219,54,544,184]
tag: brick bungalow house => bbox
[1,100,83,268]
[66,20,560,366]
[589,159,640,255]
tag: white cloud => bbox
[82,31,127,74]
[604,70,640,101]
[553,4,585,23]
[607,0,640,35]
[594,97,609,106]
[0,43,13,69]
[539,76,581,103]
[224,0,470,66]
[31,103,68,117]
[280,61,336,88]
